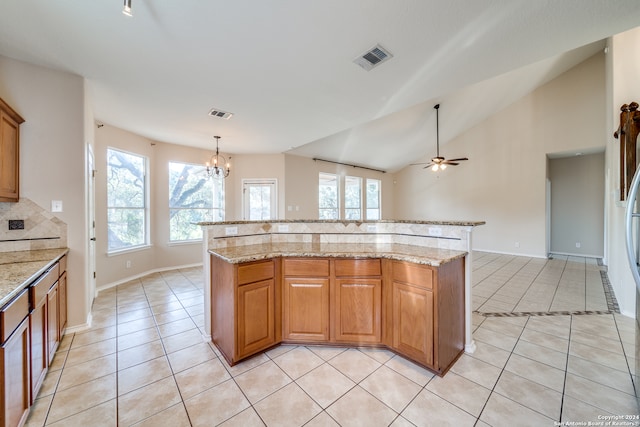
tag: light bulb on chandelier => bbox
[206,136,231,178]
[122,0,132,16]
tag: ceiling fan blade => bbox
[446,157,469,162]
[444,162,460,166]
[410,162,429,166]
[422,163,435,169]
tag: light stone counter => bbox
[208,242,466,266]
[0,248,68,307]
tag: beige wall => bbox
[393,52,606,258]
[94,124,217,288]
[606,27,640,317]
[0,56,88,328]
[283,154,394,219]
[549,152,605,257]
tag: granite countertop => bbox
[199,219,485,227]
[209,242,466,266]
[0,248,69,307]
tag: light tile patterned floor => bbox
[25,253,639,426]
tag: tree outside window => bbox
[169,162,224,241]
[366,178,381,219]
[107,148,148,252]
[345,176,362,220]
[319,172,339,219]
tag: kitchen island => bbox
[201,220,483,375]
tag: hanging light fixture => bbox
[122,0,133,16]
[206,136,231,178]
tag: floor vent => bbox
[208,108,234,120]
[353,44,393,71]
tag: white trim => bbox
[107,244,153,257]
[65,312,93,334]
[472,248,549,259]
[96,262,203,293]
[547,251,603,259]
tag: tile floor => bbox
[24,252,639,427]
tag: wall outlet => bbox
[126,260,131,268]
[428,227,442,236]
[8,219,24,230]
[575,242,581,248]
[278,224,289,232]
[225,226,238,235]
[515,242,520,248]
[367,224,378,232]
[51,200,63,212]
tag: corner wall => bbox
[393,52,606,258]
[0,55,88,328]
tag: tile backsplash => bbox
[0,198,67,252]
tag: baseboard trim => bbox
[472,248,548,259]
[96,263,203,295]
[66,312,93,334]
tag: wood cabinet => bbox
[210,254,464,374]
[47,282,59,363]
[211,256,278,365]
[0,98,24,203]
[283,259,330,341]
[390,259,465,373]
[334,259,382,344]
[1,290,30,427]
[58,272,67,337]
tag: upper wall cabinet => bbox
[0,97,25,202]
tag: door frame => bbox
[242,178,278,220]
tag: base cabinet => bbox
[1,290,30,427]
[47,283,59,363]
[211,255,464,374]
[237,279,275,359]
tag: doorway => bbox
[242,179,278,220]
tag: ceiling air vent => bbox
[353,44,393,71]
[208,108,234,120]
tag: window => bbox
[107,148,148,252]
[318,173,339,219]
[169,161,224,241]
[345,176,362,220]
[243,179,277,220]
[366,178,381,219]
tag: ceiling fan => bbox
[412,104,468,171]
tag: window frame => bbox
[106,147,150,254]
[168,160,225,243]
[344,175,363,220]
[318,172,340,219]
[365,178,382,220]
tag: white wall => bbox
[605,27,640,317]
[549,152,605,257]
[393,52,606,258]
[0,56,88,328]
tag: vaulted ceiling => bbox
[0,1,638,172]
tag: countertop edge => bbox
[208,247,467,267]
[0,248,69,308]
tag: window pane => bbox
[107,149,145,208]
[169,161,224,241]
[366,179,381,219]
[319,173,338,219]
[345,176,362,220]
[249,185,272,220]
[107,148,147,251]
[108,208,145,251]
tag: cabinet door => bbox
[1,318,30,427]
[47,282,59,363]
[283,278,329,342]
[334,279,381,343]
[0,110,20,202]
[392,281,433,366]
[237,279,275,359]
[58,272,67,337]
[29,299,47,402]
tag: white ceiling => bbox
[0,1,638,172]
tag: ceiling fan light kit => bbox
[412,104,469,172]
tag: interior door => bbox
[243,179,277,220]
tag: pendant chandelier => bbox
[206,136,231,178]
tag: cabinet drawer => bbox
[392,261,433,289]
[1,288,29,343]
[59,254,67,275]
[283,258,329,277]
[30,262,59,307]
[335,259,381,277]
[238,260,274,285]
